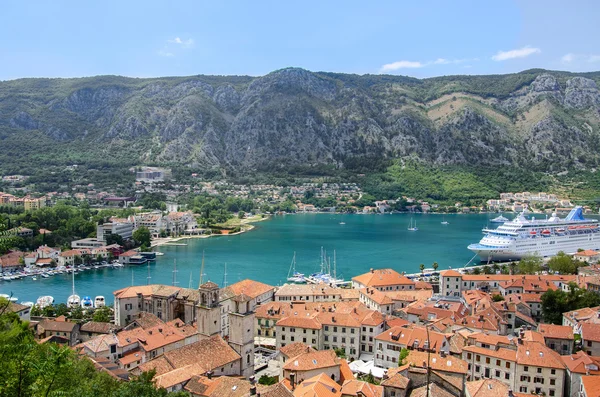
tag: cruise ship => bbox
[468,207,600,262]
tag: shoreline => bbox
[150,215,270,248]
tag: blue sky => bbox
[2,0,599,80]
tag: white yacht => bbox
[468,207,600,262]
[81,296,93,309]
[36,296,54,308]
[286,252,305,283]
[491,215,510,223]
[94,296,106,308]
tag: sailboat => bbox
[67,270,80,309]
[441,215,449,225]
[287,252,305,283]
[408,217,418,231]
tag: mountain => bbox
[1,68,600,174]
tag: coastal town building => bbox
[352,268,415,291]
[96,219,134,242]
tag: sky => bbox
[1,0,600,80]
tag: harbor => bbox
[2,212,599,304]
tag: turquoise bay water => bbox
[1,213,498,303]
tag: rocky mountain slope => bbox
[1,68,600,173]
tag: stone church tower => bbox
[196,281,221,337]
[228,294,256,378]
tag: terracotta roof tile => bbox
[561,351,600,374]
[283,349,340,372]
[581,375,600,395]
[516,341,565,369]
[340,379,383,397]
[582,323,600,343]
[280,342,316,359]
[465,379,510,397]
[352,269,415,287]
[537,324,574,340]
[293,373,341,397]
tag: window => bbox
[342,328,346,333]
[495,370,500,377]
[369,327,373,332]
[282,327,285,331]
[496,360,501,366]
[334,327,338,332]
[303,329,306,334]
[588,341,593,347]
[312,339,316,344]
[282,335,285,341]
[486,357,490,364]
[549,390,555,396]
[125,303,132,310]
[537,368,542,374]
[351,329,355,334]
[550,379,555,385]
[475,365,480,372]
[524,366,529,372]
[325,326,329,331]
[476,355,480,362]
[303,338,306,343]
[519,387,527,393]
[325,336,329,341]
[506,362,510,369]
[551,369,556,375]
[258,330,261,335]
[505,373,510,380]
[333,336,337,342]
[467,353,472,359]
[290,336,295,342]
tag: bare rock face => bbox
[500,74,563,112]
[10,111,39,130]
[213,84,241,113]
[564,77,600,109]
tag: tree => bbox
[492,294,505,302]
[92,306,112,323]
[133,226,151,248]
[541,285,600,324]
[334,347,346,358]
[548,251,578,274]
[518,254,543,274]
[399,348,409,365]
[258,375,278,385]
[419,263,425,275]
[106,233,124,246]
[432,262,439,273]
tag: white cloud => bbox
[168,37,194,49]
[561,53,574,63]
[492,46,541,61]
[433,58,449,65]
[157,50,174,57]
[380,60,424,72]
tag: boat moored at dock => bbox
[468,207,600,262]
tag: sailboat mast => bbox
[147,261,151,285]
[188,271,193,289]
[172,259,178,286]
[333,250,337,281]
[131,270,134,286]
[198,250,205,288]
[223,262,228,287]
[72,269,75,295]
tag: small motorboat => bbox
[81,296,93,309]
[36,296,54,308]
[491,215,509,223]
[94,296,106,308]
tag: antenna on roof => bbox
[198,250,205,288]
[172,259,178,286]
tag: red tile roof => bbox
[537,324,574,340]
[352,268,415,287]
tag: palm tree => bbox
[419,263,425,275]
[432,262,439,273]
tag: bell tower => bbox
[197,281,221,337]
[228,294,256,377]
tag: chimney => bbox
[206,370,213,379]
[508,389,514,397]
[250,386,256,396]
[370,268,374,273]
[290,372,296,390]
